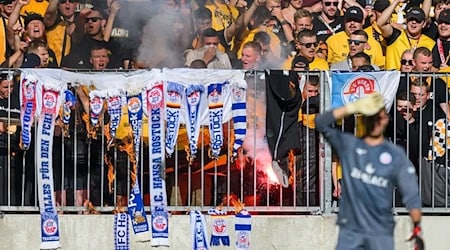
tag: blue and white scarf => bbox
[20,75,38,150]
[37,85,61,249]
[207,82,226,159]
[106,90,123,149]
[62,89,76,138]
[126,92,150,242]
[235,211,252,250]
[114,212,129,250]
[88,90,104,139]
[231,84,247,159]
[208,208,230,246]
[146,82,170,247]
[165,81,184,157]
[190,211,209,250]
[185,85,204,162]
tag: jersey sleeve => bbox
[395,151,422,210]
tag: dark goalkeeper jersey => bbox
[316,111,421,235]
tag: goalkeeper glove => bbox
[345,92,385,116]
[408,223,424,250]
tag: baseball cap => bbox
[344,6,364,23]
[24,13,44,28]
[438,9,450,23]
[21,53,41,68]
[373,0,390,13]
[302,0,321,8]
[405,7,426,22]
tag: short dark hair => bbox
[296,29,316,41]
[351,29,368,40]
[194,7,212,21]
[351,52,371,64]
[202,28,218,39]
[253,31,271,45]
[413,46,431,59]
[24,13,44,28]
[397,91,417,106]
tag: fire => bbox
[265,163,280,184]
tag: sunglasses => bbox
[347,39,367,45]
[299,42,318,48]
[59,0,76,3]
[86,17,100,23]
[324,1,339,6]
[401,59,414,66]
[438,20,450,25]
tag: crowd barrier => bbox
[0,69,449,215]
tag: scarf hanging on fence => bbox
[20,75,38,150]
[185,85,205,162]
[190,211,209,250]
[37,85,61,249]
[235,211,252,250]
[231,83,247,159]
[147,82,170,247]
[207,82,226,159]
[126,91,150,242]
[106,90,123,150]
[62,89,76,138]
[208,208,230,246]
[88,90,104,139]
[114,212,130,250]
[165,81,184,157]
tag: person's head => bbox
[410,78,430,109]
[320,0,339,19]
[288,0,303,10]
[21,53,41,68]
[24,13,45,41]
[90,45,110,70]
[361,107,389,138]
[0,73,14,99]
[291,55,310,71]
[194,7,212,35]
[190,59,207,68]
[348,29,369,57]
[58,0,79,19]
[265,0,281,13]
[302,75,319,100]
[201,28,219,49]
[343,6,364,36]
[405,7,426,37]
[396,92,416,114]
[302,0,322,13]
[27,40,49,67]
[0,0,17,17]
[296,29,318,61]
[293,9,313,33]
[241,41,262,70]
[253,31,271,57]
[412,46,432,72]
[400,49,414,72]
[85,8,106,37]
[372,0,389,18]
[438,8,450,39]
[350,52,371,71]
[435,0,450,23]
[250,6,272,29]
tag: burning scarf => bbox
[88,90,104,139]
[146,82,170,246]
[207,82,226,159]
[62,88,76,138]
[190,211,209,250]
[126,91,150,242]
[114,212,130,250]
[20,75,38,150]
[235,210,252,250]
[37,85,61,249]
[208,208,230,246]
[185,85,204,162]
[165,81,184,157]
[106,90,123,150]
[231,84,247,159]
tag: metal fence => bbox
[0,69,450,215]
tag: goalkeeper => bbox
[315,92,422,250]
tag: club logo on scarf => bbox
[185,85,204,160]
[107,95,122,148]
[165,81,184,158]
[232,87,245,102]
[212,218,226,234]
[236,231,250,248]
[208,83,225,158]
[90,95,103,126]
[20,77,38,150]
[42,213,58,236]
[128,96,142,113]
[43,91,57,111]
[152,210,168,231]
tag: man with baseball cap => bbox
[432,8,450,70]
[326,6,384,68]
[377,1,435,70]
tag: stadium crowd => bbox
[1,0,450,212]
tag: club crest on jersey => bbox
[341,75,378,104]
[379,152,392,165]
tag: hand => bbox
[345,92,385,116]
[203,46,217,65]
[109,0,121,16]
[408,223,424,250]
[333,182,341,198]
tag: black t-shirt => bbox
[0,81,20,119]
[432,39,450,68]
[397,75,449,106]
[312,14,344,43]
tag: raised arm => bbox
[103,0,120,42]
[376,0,403,39]
[44,0,59,27]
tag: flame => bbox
[221,194,245,214]
[265,163,280,184]
[118,136,137,186]
[104,153,115,194]
[83,199,100,214]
